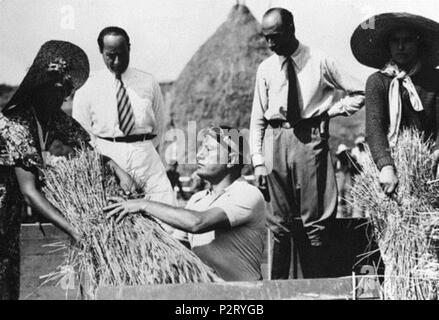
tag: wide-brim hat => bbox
[5,40,89,110]
[350,12,439,69]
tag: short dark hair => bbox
[263,7,295,33]
[97,26,130,53]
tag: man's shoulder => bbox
[228,178,256,190]
[293,42,333,68]
[128,67,152,76]
[220,179,266,228]
[305,45,333,67]
[90,69,112,79]
[261,53,278,64]
[128,68,158,83]
[227,179,264,204]
[77,69,108,90]
[258,54,279,71]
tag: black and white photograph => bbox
[1,0,439,305]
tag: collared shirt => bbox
[72,67,165,149]
[250,42,365,166]
[185,179,268,281]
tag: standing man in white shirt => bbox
[250,8,365,279]
[73,26,176,213]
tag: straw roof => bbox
[167,4,271,129]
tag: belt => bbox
[98,133,156,143]
[268,113,329,129]
[267,120,292,129]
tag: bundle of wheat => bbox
[40,148,221,299]
[351,129,439,300]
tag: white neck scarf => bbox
[380,61,423,146]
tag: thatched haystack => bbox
[168,4,270,129]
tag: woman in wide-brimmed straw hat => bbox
[0,40,136,299]
[351,12,439,195]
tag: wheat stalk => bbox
[351,129,439,300]
[40,147,221,299]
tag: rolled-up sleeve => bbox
[151,79,165,151]
[72,86,96,147]
[216,186,264,227]
[72,87,92,132]
[250,65,269,167]
[324,56,365,117]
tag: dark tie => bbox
[285,57,301,126]
[115,74,135,136]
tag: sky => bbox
[1,0,439,86]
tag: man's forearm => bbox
[327,93,365,118]
[249,119,267,167]
[324,56,365,118]
[142,201,203,232]
[250,69,269,167]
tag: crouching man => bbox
[104,126,268,281]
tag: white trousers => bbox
[95,138,187,241]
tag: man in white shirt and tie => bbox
[73,26,180,236]
[250,8,365,279]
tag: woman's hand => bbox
[266,212,290,242]
[107,160,141,194]
[69,230,84,247]
[254,165,270,202]
[379,165,398,195]
[432,149,439,178]
[116,169,139,194]
[104,196,147,223]
[48,139,74,157]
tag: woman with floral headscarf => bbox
[0,40,136,299]
[351,13,439,195]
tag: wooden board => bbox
[19,224,69,300]
[96,277,380,300]
[19,221,382,300]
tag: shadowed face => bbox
[38,60,74,109]
[388,28,420,68]
[102,34,130,75]
[33,80,70,112]
[262,11,295,56]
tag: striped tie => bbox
[115,74,135,135]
